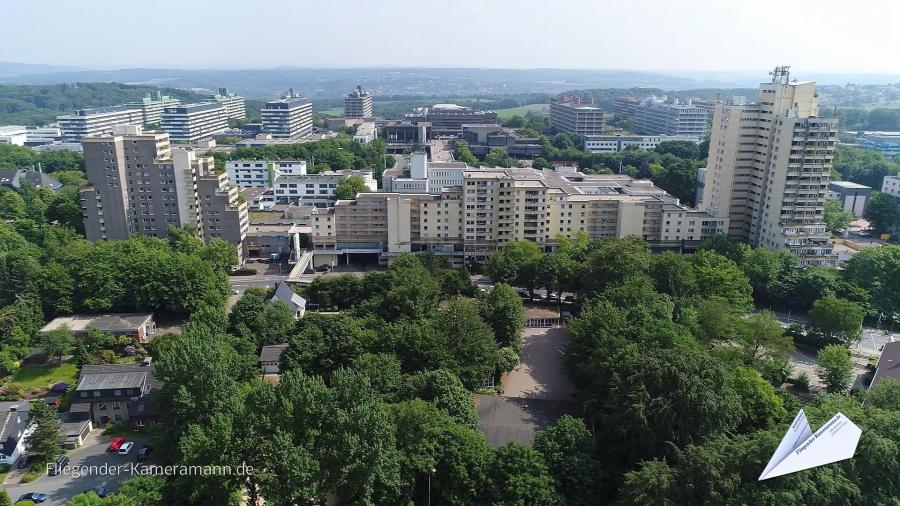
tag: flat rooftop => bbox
[40,313,153,333]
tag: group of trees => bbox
[0,221,236,376]
[140,253,611,504]
[832,144,900,190]
[0,82,205,126]
[476,235,900,503]
[828,107,900,131]
[226,136,395,181]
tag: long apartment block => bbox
[550,95,606,136]
[311,166,726,266]
[58,106,144,143]
[160,102,229,143]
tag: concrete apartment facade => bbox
[699,72,838,266]
[160,102,229,143]
[312,166,726,266]
[635,97,709,138]
[273,169,377,206]
[344,86,374,118]
[826,180,871,217]
[80,126,248,258]
[58,106,144,143]
[550,95,606,136]
[124,93,182,125]
[584,134,703,153]
[262,97,313,139]
[214,88,246,120]
[226,160,308,189]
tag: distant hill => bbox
[0,66,755,100]
[0,61,91,78]
[0,82,208,126]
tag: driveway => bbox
[4,434,151,506]
[501,327,576,402]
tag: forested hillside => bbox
[0,82,206,125]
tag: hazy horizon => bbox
[4,0,898,74]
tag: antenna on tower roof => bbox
[770,65,791,84]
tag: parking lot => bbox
[3,433,151,506]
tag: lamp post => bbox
[424,467,436,506]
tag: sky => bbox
[3,0,899,73]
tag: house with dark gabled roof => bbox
[0,401,30,465]
[271,281,306,319]
[69,364,162,429]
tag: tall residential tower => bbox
[344,86,374,118]
[699,67,838,266]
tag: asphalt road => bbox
[4,436,150,506]
[773,311,897,354]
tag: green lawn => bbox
[495,103,549,120]
[318,107,343,116]
[10,362,79,389]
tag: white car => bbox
[117,442,135,455]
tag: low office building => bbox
[353,122,378,144]
[58,106,143,143]
[214,88,247,120]
[855,131,900,157]
[25,126,61,146]
[262,92,313,139]
[635,96,709,138]
[0,126,27,146]
[160,102,229,143]
[124,92,181,125]
[226,159,308,189]
[0,169,62,192]
[550,95,606,136]
[826,181,872,217]
[39,313,156,342]
[273,169,377,206]
[460,124,543,158]
[313,166,726,266]
[384,121,429,152]
[407,104,497,138]
[69,364,161,428]
[584,134,702,153]
[344,86,374,119]
[0,401,29,465]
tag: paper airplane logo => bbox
[758,409,862,480]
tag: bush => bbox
[793,372,811,393]
[97,350,117,364]
[0,383,25,401]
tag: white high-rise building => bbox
[262,92,313,139]
[58,106,143,143]
[699,67,838,266]
[160,102,229,143]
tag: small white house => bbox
[271,281,306,319]
[0,401,30,465]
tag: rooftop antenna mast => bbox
[770,65,791,84]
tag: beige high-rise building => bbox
[311,167,726,266]
[80,126,248,260]
[699,68,838,266]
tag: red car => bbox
[107,437,126,452]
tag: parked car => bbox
[50,381,69,393]
[15,454,31,469]
[315,264,331,272]
[136,445,152,461]
[16,493,48,503]
[47,455,68,476]
[90,486,111,498]
[118,442,135,455]
[107,437,126,452]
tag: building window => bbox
[98,402,107,410]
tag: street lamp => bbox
[423,467,436,506]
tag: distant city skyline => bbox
[3,0,898,73]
